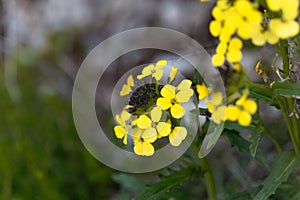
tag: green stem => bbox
[276,97,300,155]
[263,126,282,152]
[287,98,300,149]
[191,142,217,200]
[200,157,217,200]
[278,40,290,78]
[256,102,282,152]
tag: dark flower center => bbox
[128,83,163,115]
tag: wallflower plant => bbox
[114,0,300,199]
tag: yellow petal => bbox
[137,64,154,80]
[212,92,223,106]
[120,84,131,96]
[236,89,249,106]
[175,88,194,103]
[265,30,279,45]
[266,0,282,11]
[151,106,162,122]
[169,127,187,146]
[137,115,152,129]
[120,110,131,121]
[131,127,142,139]
[226,105,241,121]
[283,6,298,21]
[142,128,157,143]
[238,111,252,126]
[160,84,176,98]
[170,104,185,119]
[209,20,222,37]
[155,60,167,70]
[212,6,223,21]
[212,105,226,124]
[216,42,228,55]
[234,0,253,16]
[212,53,225,66]
[127,75,134,87]
[177,79,192,91]
[115,114,125,126]
[123,134,128,145]
[237,21,254,40]
[133,141,154,156]
[156,122,171,137]
[153,69,163,81]
[243,99,257,114]
[226,49,242,63]
[169,67,178,82]
[206,101,214,113]
[228,38,243,51]
[114,125,126,139]
[252,32,267,46]
[157,97,172,110]
[196,83,209,100]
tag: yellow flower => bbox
[137,60,167,81]
[266,0,299,39]
[206,92,225,124]
[169,126,188,146]
[225,89,258,126]
[136,106,171,139]
[269,19,299,39]
[266,0,282,11]
[196,83,209,100]
[131,128,155,156]
[209,20,222,37]
[212,53,225,66]
[113,110,131,144]
[120,75,134,96]
[157,79,194,119]
[169,67,178,83]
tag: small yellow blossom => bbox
[169,126,188,146]
[114,110,131,144]
[136,106,171,139]
[206,92,225,124]
[212,53,225,66]
[120,75,134,96]
[137,60,167,81]
[196,83,209,100]
[169,67,178,83]
[157,79,194,119]
[132,128,155,156]
[225,89,258,126]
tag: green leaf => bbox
[135,168,198,200]
[208,124,224,149]
[199,123,224,158]
[225,121,263,158]
[249,126,263,158]
[224,130,270,171]
[112,173,146,192]
[225,121,256,132]
[254,152,300,200]
[248,83,279,108]
[272,81,300,97]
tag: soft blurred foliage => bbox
[0,44,116,199]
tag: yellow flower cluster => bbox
[209,0,300,66]
[196,83,257,126]
[253,0,300,46]
[114,60,194,156]
[210,0,262,66]
[225,89,257,126]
